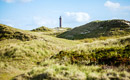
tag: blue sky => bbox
[0,0,130,30]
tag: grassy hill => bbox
[0,22,130,80]
[58,19,130,40]
[0,24,37,41]
[31,26,71,37]
[36,27,72,37]
[0,24,79,80]
[31,26,52,32]
[13,35,130,80]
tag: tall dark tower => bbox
[59,16,62,28]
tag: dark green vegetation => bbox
[0,24,37,41]
[52,45,130,66]
[58,19,130,40]
[0,19,130,80]
[31,26,52,32]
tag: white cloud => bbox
[104,1,130,11]
[123,6,130,10]
[33,16,57,27]
[2,0,33,3]
[104,1,120,10]
[2,0,14,3]
[33,16,47,26]
[20,0,32,3]
[65,12,90,22]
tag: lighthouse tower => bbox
[59,16,62,28]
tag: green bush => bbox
[52,45,130,66]
[31,26,52,32]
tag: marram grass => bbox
[0,22,130,80]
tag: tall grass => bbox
[0,33,80,80]
[12,35,130,80]
[0,23,130,80]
